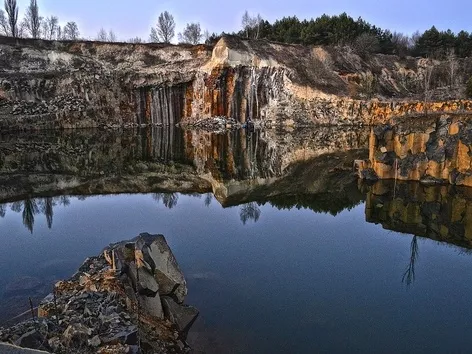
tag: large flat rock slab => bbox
[0,343,50,353]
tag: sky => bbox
[14,0,472,41]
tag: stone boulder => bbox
[135,233,188,303]
[161,296,199,333]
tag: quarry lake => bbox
[2,126,472,353]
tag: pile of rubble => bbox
[185,116,241,131]
[0,233,199,354]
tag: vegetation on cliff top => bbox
[1,0,472,60]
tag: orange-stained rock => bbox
[457,141,471,173]
[449,122,460,135]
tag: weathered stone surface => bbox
[161,297,199,333]
[357,115,472,187]
[137,233,188,303]
[1,35,472,131]
[0,343,50,353]
[14,330,48,351]
[62,323,91,348]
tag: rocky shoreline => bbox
[0,233,198,354]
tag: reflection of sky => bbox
[1,194,472,352]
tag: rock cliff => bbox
[356,115,472,187]
[1,35,472,130]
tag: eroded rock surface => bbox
[1,35,472,130]
[356,115,472,187]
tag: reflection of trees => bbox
[153,193,179,209]
[402,236,419,287]
[22,199,39,234]
[1,196,75,233]
[39,197,54,229]
[204,193,213,207]
[239,202,261,225]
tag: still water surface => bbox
[1,127,472,353]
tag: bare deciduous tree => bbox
[41,16,58,40]
[4,0,19,37]
[128,37,143,43]
[422,59,435,115]
[241,10,263,39]
[154,11,175,43]
[24,0,41,38]
[353,33,380,59]
[0,9,8,35]
[149,27,158,42]
[446,48,458,88]
[391,32,410,58]
[108,29,116,42]
[63,21,79,40]
[178,22,202,45]
[96,27,107,41]
[56,25,62,40]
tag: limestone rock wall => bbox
[356,115,472,186]
[1,35,472,129]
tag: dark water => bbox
[1,127,472,353]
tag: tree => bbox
[241,11,263,39]
[41,16,58,40]
[108,29,116,42]
[391,32,410,58]
[4,0,19,37]
[446,48,458,88]
[56,25,62,40]
[0,9,8,35]
[96,27,107,41]
[149,27,158,42]
[154,11,175,43]
[128,36,143,43]
[24,0,41,38]
[178,22,202,44]
[422,59,435,114]
[63,21,79,40]
[353,33,380,58]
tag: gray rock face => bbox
[14,331,47,351]
[161,296,199,333]
[137,233,188,303]
[62,323,91,348]
[0,343,50,353]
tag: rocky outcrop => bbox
[1,35,472,130]
[0,233,198,354]
[356,115,472,187]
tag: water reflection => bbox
[402,235,419,287]
[1,196,71,234]
[363,180,472,250]
[239,202,261,225]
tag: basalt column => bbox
[137,84,188,125]
[196,66,283,123]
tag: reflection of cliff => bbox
[364,180,472,249]
[0,126,207,202]
[0,126,370,231]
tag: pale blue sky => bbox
[15,0,472,41]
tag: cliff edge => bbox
[1,35,472,130]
